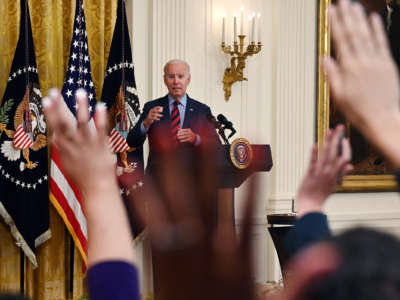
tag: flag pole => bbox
[20,249,25,294]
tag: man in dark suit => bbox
[127,59,219,175]
[127,59,220,299]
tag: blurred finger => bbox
[344,2,374,56]
[327,125,344,163]
[156,141,198,223]
[337,0,359,55]
[329,5,352,59]
[343,163,354,175]
[76,89,90,133]
[196,127,219,231]
[45,89,76,142]
[322,56,343,102]
[307,144,318,176]
[341,137,352,163]
[318,128,333,166]
[94,102,108,140]
[130,176,171,240]
[239,176,258,254]
[370,12,391,58]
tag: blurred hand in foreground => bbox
[323,0,400,167]
[123,136,257,300]
[43,88,134,267]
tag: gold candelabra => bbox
[221,35,262,101]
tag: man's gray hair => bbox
[163,59,191,75]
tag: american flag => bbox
[49,0,96,269]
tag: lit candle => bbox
[251,13,256,43]
[240,7,244,35]
[222,13,226,43]
[257,13,261,42]
[234,13,237,43]
[248,16,252,41]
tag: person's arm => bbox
[323,0,400,169]
[44,89,139,300]
[285,125,353,256]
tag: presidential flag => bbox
[101,0,144,236]
[49,0,97,268]
[0,0,50,268]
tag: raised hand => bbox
[143,106,163,129]
[296,125,353,217]
[43,88,135,267]
[323,0,400,167]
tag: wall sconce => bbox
[221,10,262,101]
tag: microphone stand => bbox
[217,124,230,145]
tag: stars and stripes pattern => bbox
[13,124,34,149]
[109,128,129,153]
[61,3,96,115]
[49,0,96,269]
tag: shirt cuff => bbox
[140,122,148,135]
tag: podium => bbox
[152,143,272,299]
[217,144,273,228]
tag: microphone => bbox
[217,114,234,130]
[217,114,236,139]
[207,113,229,144]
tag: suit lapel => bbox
[183,96,194,128]
[160,95,170,122]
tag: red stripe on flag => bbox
[109,129,129,153]
[50,178,88,253]
[51,147,85,211]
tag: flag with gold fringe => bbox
[0,0,50,268]
[101,0,144,237]
[49,0,97,269]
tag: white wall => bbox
[127,0,400,289]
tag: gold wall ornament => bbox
[221,36,262,101]
[221,10,262,101]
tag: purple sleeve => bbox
[87,261,140,300]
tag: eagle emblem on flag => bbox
[0,84,47,171]
[108,84,140,174]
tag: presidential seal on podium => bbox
[229,138,253,169]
